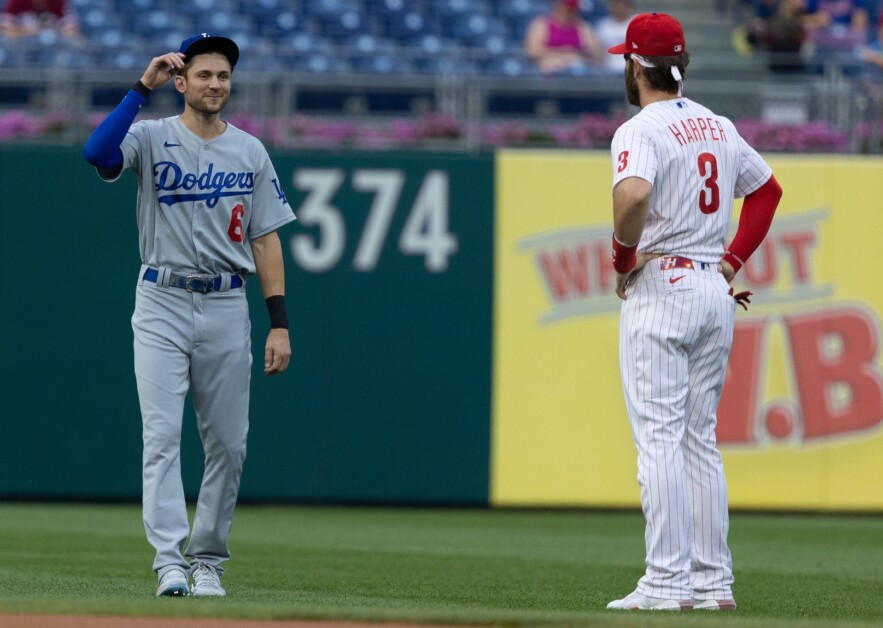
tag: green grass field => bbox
[0,503,880,626]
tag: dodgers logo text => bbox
[154,161,255,207]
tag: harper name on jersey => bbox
[154,161,255,208]
[668,116,728,146]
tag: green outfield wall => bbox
[3,147,882,511]
[0,148,494,505]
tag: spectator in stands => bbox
[854,13,883,112]
[735,0,779,54]
[760,0,812,73]
[0,0,81,41]
[803,0,869,53]
[524,0,606,75]
[859,14,883,71]
[594,0,636,74]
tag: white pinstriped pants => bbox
[619,259,736,601]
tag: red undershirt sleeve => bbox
[723,174,783,274]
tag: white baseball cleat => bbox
[606,590,692,610]
[693,598,737,610]
[191,563,226,597]
[155,567,190,597]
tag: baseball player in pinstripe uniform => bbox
[604,13,783,611]
[83,34,296,597]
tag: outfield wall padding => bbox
[2,147,881,511]
[0,148,493,505]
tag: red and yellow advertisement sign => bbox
[491,151,883,510]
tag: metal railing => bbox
[0,55,879,153]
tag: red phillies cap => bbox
[607,12,687,56]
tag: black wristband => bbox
[265,295,289,329]
[132,80,152,97]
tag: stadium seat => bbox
[433,0,489,19]
[367,0,404,14]
[289,52,351,74]
[410,33,459,57]
[181,0,235,13]
[482,55,537,78]
[0,43,28,68]
[496,0,546,20]
[257,11,312,40]
[78,7,114,35]
[129,9,187,38]
[315,8,373,40]
[94,45,144,70]
[449,14,507,47]
[203,11,236,34]
[304,0,364,19]
[158,31,191,52]
[345,33,397,56]
[237,0,287,14]
[412,53,477,76]
[507,14,536,41]
[127,0,160,11]
[72,0,111,10]
[582,0,609,21]
[483,34,511,57]
[351,53,412,74]
[0,42,17,68]
[382,10,437,42]
[94,27,126,50]
[277,31,337,59]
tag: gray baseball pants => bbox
[132,266,251,576]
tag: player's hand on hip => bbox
[264,328,291,376]
[615,271,633,300]
[721,259,737,284]
[140,52,186,90]
[615,252,660,300]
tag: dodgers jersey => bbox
[611,97,772,264]
[101,116,296,275]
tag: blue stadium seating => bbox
[0,0,618,80]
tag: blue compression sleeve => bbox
[82,88,147,168]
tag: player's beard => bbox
[625,66,640,107]
[186,89,229,115]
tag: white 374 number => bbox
[290,169,457,273]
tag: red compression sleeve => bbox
[724,174,783,273]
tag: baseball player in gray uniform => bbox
[604,14,782,611]
[83,33,296,597]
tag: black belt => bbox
[142,267,243,293]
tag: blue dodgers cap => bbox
[179,33,239,68]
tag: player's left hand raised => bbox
[264,328,291,376]
[140,52,186,90]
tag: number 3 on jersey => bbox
[697,152,720,214]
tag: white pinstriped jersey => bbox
[611,97,772,263]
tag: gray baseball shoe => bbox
[191,563,226,597]
[155,567,189,597]
[693,598,737,610]
[606,590,692,610]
